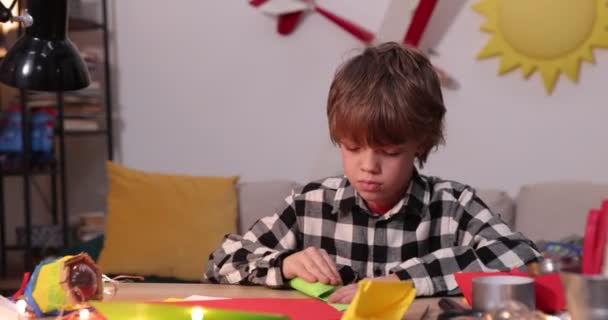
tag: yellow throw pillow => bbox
[98,162,238,281]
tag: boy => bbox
[204,42,539,303]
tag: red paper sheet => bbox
[583,209,603,274]
[594,209,608,274]
[160,298,342,320]
[454,270,565,313]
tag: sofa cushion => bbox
[237,180,301,234]
[515,181,608,241]
[476,189,516,228]
[98,162,239,281]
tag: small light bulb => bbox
[16,299,27,314]
[191,307,204,320]
[79,308,91,319]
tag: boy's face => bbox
[340,139,420,209]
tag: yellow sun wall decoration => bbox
[473,0,608,94]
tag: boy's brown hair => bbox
[327,42,446,166]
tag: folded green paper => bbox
[289,277,349,311]
[90,301,289,320]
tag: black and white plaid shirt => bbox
[204,171,539,296]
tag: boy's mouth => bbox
[358,180,382,192]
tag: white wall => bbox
[113,0,608,195]
[421,1,608,194]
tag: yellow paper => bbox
[341,279,416,320]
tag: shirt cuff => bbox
[391,262,434,296]
[272,250,296,286]
[394,269,412,281]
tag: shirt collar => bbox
[332,169,430,218]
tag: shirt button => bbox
[374,268,382,277]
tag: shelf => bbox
[0,277,21,292]
[3,245,23,251]
[68,17,104,31]
[65,129,108,136]
[0,169,57,177]
[0,245,60,251]
[3,245,60,251]
[4,244,72,252]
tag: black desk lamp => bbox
[0,0,90,91]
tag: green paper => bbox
[329,302,349,311]
[289,277,336,298]
[90,301,289,320]
[288,278,349,311]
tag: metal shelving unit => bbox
[0,0,113,277]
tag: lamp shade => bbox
[0,0,90,91]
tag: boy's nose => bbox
[360,150,380,173]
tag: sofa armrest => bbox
[477,189,516,228]
[236,180,301,234]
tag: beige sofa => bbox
[236,180,608,242]
[513,181,608,242]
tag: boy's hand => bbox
[328,283,358,304]
[328,274,400,304]
[282,247,341,285]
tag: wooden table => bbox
[103,282,443,319]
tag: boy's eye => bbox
[381,149,403,156]
[344,145,360,152]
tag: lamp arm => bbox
[0,0,32,27]
[0,1,12,23]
